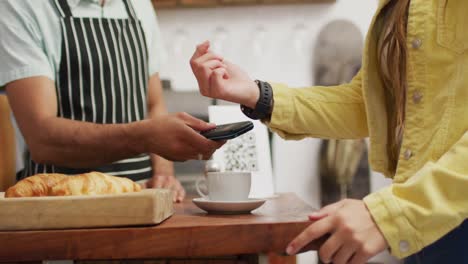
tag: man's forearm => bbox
[29,117,150,168]
[147,74,174,177]
[149,102,173,176]
[7,76,220,169]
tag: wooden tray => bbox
[0,189,173,231]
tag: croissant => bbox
[5,172,141,198]
[5,173,68,198]
[50,171,141,196]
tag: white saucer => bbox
[192,197,266,215]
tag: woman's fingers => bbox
[332,243,358,264]
[203,60,226,70]
[193,53,225,89]
[213,67,229,78]
[286,216,335,255]
[318,233,344,263]
[291,199,386,263]
[348,250,372,264]
[190,42,226,97]
[191,41,210,61]
[191,52,224,70]
[308,211,328,220]
[309,200,345,221]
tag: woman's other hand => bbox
[287,199,388,264]
[190,41,259,108]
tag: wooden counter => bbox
[0,193,319,262]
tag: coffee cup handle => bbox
[195,177,209,198]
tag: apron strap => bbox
[54,0,137,20]
[54,0,73,18]
[122,0,138,21]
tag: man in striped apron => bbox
[0,0,223,202]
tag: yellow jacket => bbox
[268,0,468,258]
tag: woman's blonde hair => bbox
[377,0,411,173]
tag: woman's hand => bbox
[287,199,388,264]
[190,41,259,108]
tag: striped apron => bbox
[19,0,152,181]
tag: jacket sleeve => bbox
[364,131,468,258]
[266,71,368,140]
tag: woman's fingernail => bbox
[309,212,323,219]
[286,246,294,255]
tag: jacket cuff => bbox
[262,83,293,137]
[364,187,423,259]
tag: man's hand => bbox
[190,41,259,108]
[145,175,185,203]
[143,112,225,162]
[286,199,388,264]
[6,77,223,168]
[147,155,185,203]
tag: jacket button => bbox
[399,240,410,252]
[413,90,423,104]
[404,149,413,160]
[412,39,422,49]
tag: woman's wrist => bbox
[240,80,274,120]
[243,80,260,109]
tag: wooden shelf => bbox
[153,0,335,9]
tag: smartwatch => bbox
[241,80,274,120]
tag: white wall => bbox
[157,1,378,90]
[157,1,398,263]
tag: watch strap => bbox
[241,80,273,120]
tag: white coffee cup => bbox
[196,172,251,201]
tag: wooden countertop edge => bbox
[0,222,319,261]
[0,193,320,261]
